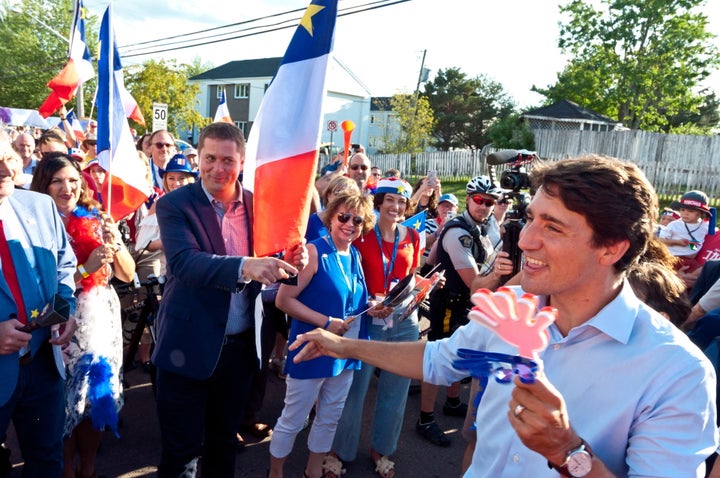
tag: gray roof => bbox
[522,99,618,124]
[190,57,282,81]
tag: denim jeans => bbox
[333,311,419,460]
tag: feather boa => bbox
[75,353,120,437]
[66,206,110,291]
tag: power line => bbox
[119,0,411,58]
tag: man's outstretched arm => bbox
[291,328,427,380]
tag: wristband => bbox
[324,318,333,330]
[60,116,66,120]
[78,264,90,278]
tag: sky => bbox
[78,0,720,110]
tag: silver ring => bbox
[513,404,525,418]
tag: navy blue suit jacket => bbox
[152,181,262,380]
[0,190,77,405]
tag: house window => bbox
[216,86,225,99]
[234,83,250,99]
[235,121,247,136]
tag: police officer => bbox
[416,175,511,446]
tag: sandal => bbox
[321,453,346,478]
[373,455,395,478]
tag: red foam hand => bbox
[468,286,557,359]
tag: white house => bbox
[189,56,372,150]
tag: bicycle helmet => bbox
[466,175,503,199]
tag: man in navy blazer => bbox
[0,141,77,477]
[153,122,307,478]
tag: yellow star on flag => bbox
[413,219,422,230]
[299,4,325,37]
[30,309,40,319]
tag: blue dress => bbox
[286,236,368,379]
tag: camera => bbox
[486,149,538,277]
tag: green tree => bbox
[0,0,101,115]
[377,93,434,154]
[124,59,209,136]
[534,0,720,132]
[486,114,536,150]
[0,0,77,110]
[423,68,516,150]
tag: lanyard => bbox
[374,224,399,294]
[326,236,357,314]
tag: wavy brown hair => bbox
[323,192,376,236]
[530,155,657,273]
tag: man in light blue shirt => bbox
[292,155,718,477]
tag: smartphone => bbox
[351,143,362,154]
[427,170,438,187]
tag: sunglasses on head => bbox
[336,212,364,226]
[154,142,173,149]
[350,164,368,171]
[470,195,496,207]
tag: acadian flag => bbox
[214,89,233,124]
[244,0,338,256]
[38,0,94,118]
[402,210,427,251]
[96,5,152,222]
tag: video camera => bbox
[486,149,539,276]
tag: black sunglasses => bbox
[336,212,364,226]
[154,142,173,149]
[350,164,368,171]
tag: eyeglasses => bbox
[350,164,369,171]
[336,212,364,226]
[453,349,538,384]
[154,142,174,149]
[470,195,496,207]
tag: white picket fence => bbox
[368,129,720,200]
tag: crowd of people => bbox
[1,118,720,478]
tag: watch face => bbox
[567,450,593,477]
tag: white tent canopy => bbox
[0,107,60,129]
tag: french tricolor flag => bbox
[214,89,233,124]
[244,0,338,256]
[38,0,94,118]
[96,5,151,222]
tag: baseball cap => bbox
[438,193,458,207]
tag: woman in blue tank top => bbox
[270,192,375,478]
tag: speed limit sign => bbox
[327,120,337,132]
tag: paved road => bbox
[6,342,471,477]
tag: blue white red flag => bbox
[214,89,233,124]
[96,5,151,222]
[63,109,86,144]
[244,0,338,257]
[402,210,427,250]
[38,0,94,118]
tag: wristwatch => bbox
[548,439,593,477]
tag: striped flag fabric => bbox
[64,109,86,144]
[96,5,152,222]
[214,89,233,124]
[38,0,94,118]
[244,0,338,256]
